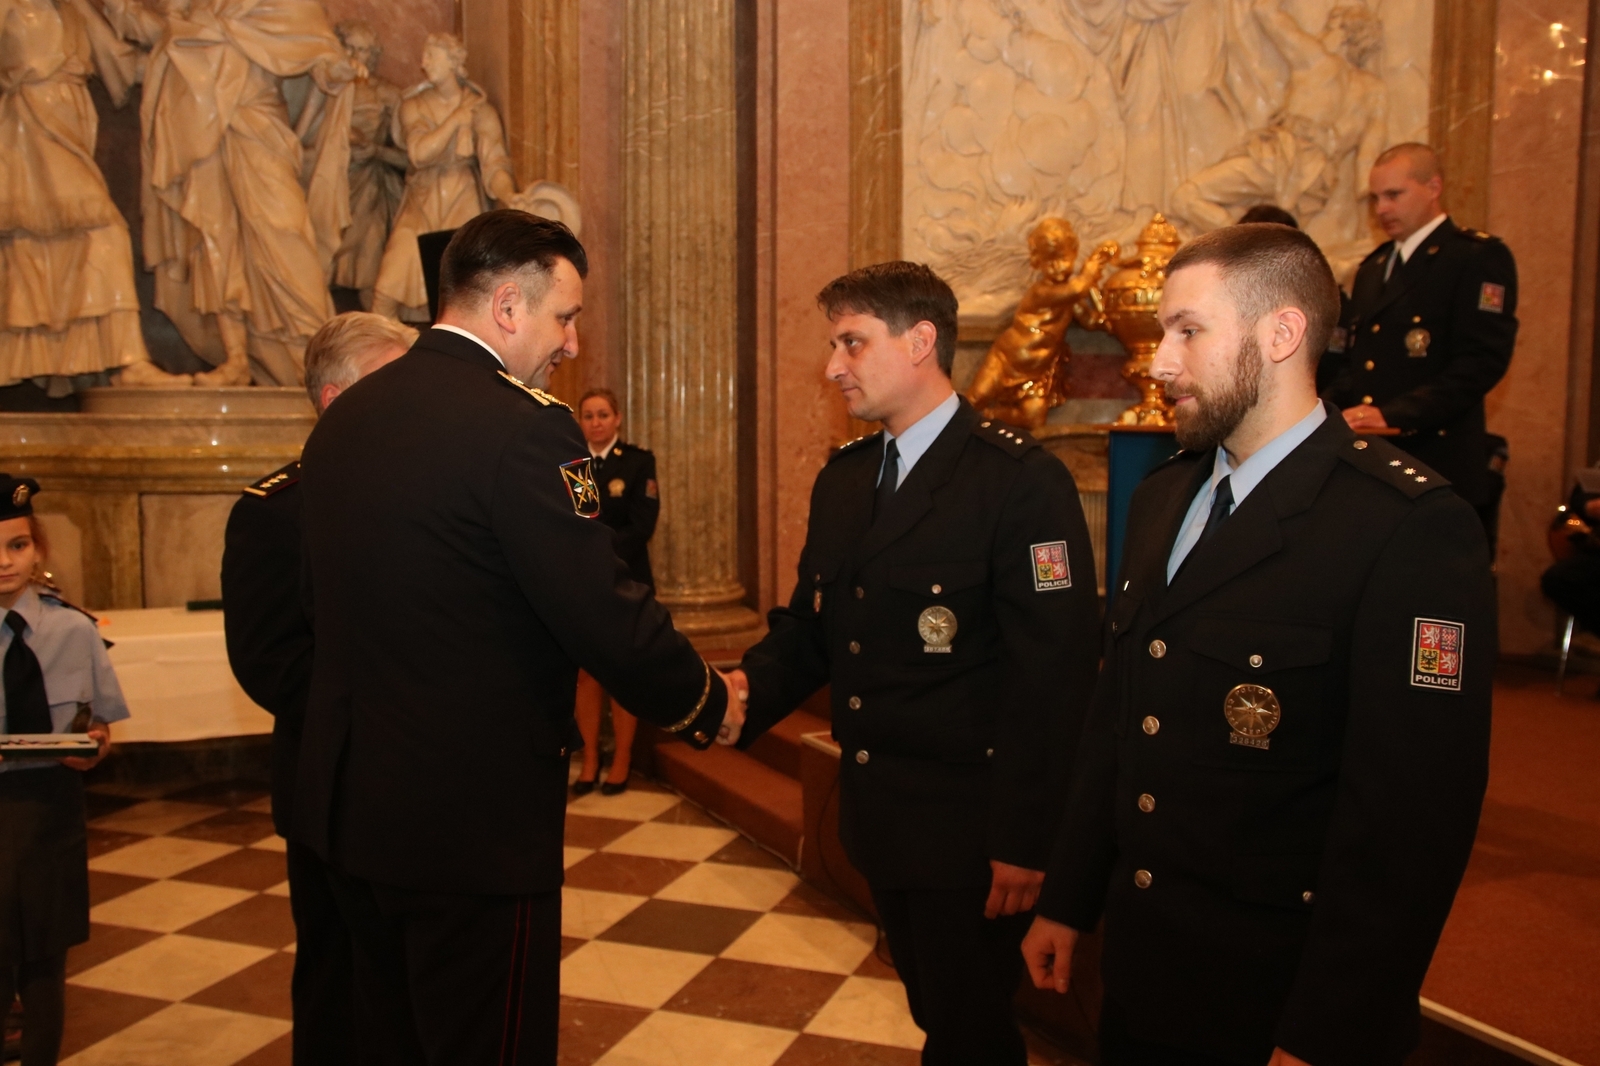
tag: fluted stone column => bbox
[623,0,759,638]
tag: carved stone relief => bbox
[903,0,1432,316]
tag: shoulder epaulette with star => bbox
[496,370,572,411]
[1144,447,1201,481]
[1339,436,1448,499]
[971,418,1039,458]
[35,586,107,644]
[242,461,300,498]
[828,431,883,462]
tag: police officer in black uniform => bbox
[572,387,661,794]
[294,212,732,1066]
[720,262,1102,1064]
[221,311,416,1065]
[1022,225,1494,1066]
[1325,143,1518,540]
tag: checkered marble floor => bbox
[36,775,1080,1066]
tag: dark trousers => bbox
[869,881,1032,1066]
[0,953,64,1066]
[324,865,559,1066]
[286,841,357,1065]
[1098,999,1259,1066]
[1543,551,1600,634]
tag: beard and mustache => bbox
[1167,333,1263,452]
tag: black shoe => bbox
[600,776,629,797]
[572,778,597,796]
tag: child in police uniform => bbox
[0,475,128,1065]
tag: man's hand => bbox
[1268,1049,1313,1066]
[1020,914,1077,993]
[715,668,748,746]
[984,860,1045,918]
[1342,403,1388,430]
[63,724,110,772]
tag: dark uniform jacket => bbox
[294,328,726,897]
[1038,406,1493,1066]
[590,441,659,588]
[738,398,1101,888]
[221,462,309,840]
[1325,217,1518,505]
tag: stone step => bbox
[653,741,803,865]
[745,709,831,779]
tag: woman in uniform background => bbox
[572,389,660,796]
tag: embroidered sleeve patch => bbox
[559,458,602,517]
[1478,283,1506,313]
[1031,541,1072,591]
[645,479,659,500]
[1411,617,1463,691]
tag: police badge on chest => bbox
[918,606,956,653]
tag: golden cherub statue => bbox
[966,218,1119,428]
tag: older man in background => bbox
[222,312,416,1065]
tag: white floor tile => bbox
[562,887,647,940]
[69,934,274,1002]
[89,801,223,837]
[595,1010,796,1065]
[804,975,926,1049]
[560,940,712,1010]
[719,913,876,975]
[568,790,682,822]
[89,880,254,934]
[88,837,238,880]
[654,863,798,912]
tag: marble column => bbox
[623,0,760,638]
[1430,0,1498,230]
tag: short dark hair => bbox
[1236,204,1299,229]
[1166,223,1342,367]
[816,262,959,374]
[439,209,589,310]
[579,387,621,417]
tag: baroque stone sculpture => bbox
[966,219,1118,428]
[373,32,518,322]
[100,0,361,386]
[1168,0,1386,276]
[903,0,1428,315]
[0,0,186,393]
[311,20,405,310]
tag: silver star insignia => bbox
[1389,460,1401,467]
[1415,476,1427,483]
[1404,468,1416,475]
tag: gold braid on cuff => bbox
[662,659,713,734]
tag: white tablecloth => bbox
[97,608,274,743]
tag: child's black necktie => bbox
[4,611,53,734]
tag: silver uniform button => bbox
[1248,654,1263,668]
[847,696,862,710]
[1137,793,1155,813]
[1142,716,1160,735]
[1134,869,1153,889]
[855,750,869,765]
[855,586,865,599]
[931,583,942,594]
[848,641,861,654]
[1148,640,1167,659]
[1302,891,1314,903]
[986,748,994,757]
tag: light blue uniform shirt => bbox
[879,391,961,488]
[0,585,130,773]
[1166,402,1328,582]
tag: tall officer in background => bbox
[222,311,416,1065]
[295,211,733,1066]
[572,387,660,795]
[719,262,1101,1064]
[1021,225,1494,1066]
[1327,143,1518,540]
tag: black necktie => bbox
[1197,475,1235,549]
[874,438,901,521]
[4,611,52,734]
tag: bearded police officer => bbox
[221,312,415,1064]
[1326,143,1518,539]
[295,211,734,1066]
[1021,224,1494,1066]
[719,262,1101,1064]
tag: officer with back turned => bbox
[221,311,416,1065]
[720,262,1102,1064]
[1021,224,1494,1066]
[1326,142,1518,541]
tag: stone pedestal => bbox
[623,0,761,642]
[2,388,313,609]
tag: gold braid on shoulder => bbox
[661,659,713,734]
